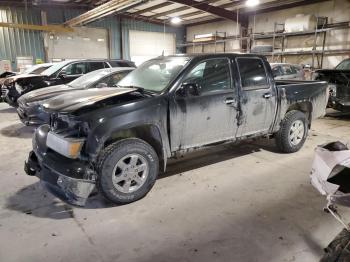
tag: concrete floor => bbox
[0,102,350,262]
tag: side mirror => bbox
[177,83,201,97]
[96,83,108,88]
[59,70,67,79]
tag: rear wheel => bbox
[97,138,159,204]
[275,110,308,153]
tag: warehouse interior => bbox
[0,0,350,261]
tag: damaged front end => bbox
[24,118,96,206]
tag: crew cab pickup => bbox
[25,54,328,206]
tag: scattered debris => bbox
[311,141,350,260]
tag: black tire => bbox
[97,138,159,205]
[321,228,350,262]
[275,110,308,153]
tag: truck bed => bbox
[272,79,329,132]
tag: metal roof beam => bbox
[64,0,147,26]
[183,0,330,25]
[148,0,220,19]
[0,22,73,33]
[168,0,238,21]
[131,2,173,15]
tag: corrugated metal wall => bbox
[0,7,45,70]
[0,6,185,68]
[44,8,121,59]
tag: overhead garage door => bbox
[47,27,109,61]
[129,30,176,65]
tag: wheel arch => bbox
[286,101,313,128]
[103,124,166,172]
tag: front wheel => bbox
[97,138,159,205]
[275,110,308,153]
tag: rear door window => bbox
[237,58,269,90]
[88,62,105,72]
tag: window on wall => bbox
[237,58,268,90]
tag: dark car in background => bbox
[17,67,134,125]
[271,63,305,80]
[1,59,135,107]
[0,63,54,102]
[314,58,350,112]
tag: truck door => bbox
[235,57,277,136]
[169,58,239,151]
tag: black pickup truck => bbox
[314,58,350,112]
[25,54,328,206]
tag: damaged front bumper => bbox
[24,125,96,206]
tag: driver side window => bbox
[183,58,232,94]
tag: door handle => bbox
[263,93,272,99]
[224,97,235,105]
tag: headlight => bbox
[46,131,85,159]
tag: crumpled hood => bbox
[20,85,76,104]
[42,87,138,113]
[6,73,42,82]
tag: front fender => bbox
[84,102,170,171]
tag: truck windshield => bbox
[335,59,350,70]
[117,57,189,92]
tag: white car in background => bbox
[271,63,306,80]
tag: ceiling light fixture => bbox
[246,0,260,7]
[171,17,182,24]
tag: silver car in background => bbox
[17,67,134,125]
[271,63,306,80]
